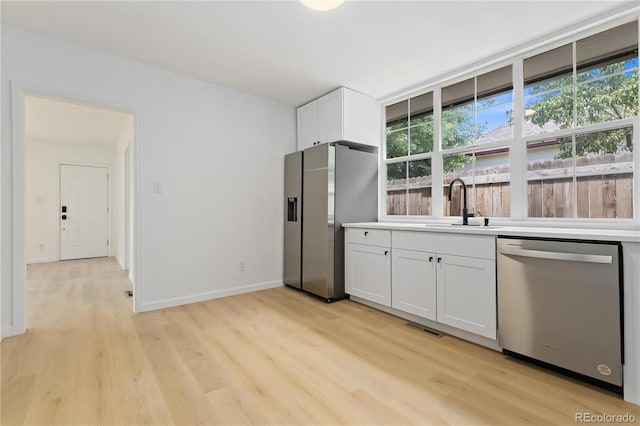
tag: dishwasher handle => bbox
[499,245,612,264]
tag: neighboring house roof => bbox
[475,120,561,145]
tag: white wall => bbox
[112,115,134,274]
[2,26,296,333]
[25,139,115,263]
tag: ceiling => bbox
[2,1,636,107]
[25,94,132,146]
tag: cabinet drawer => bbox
[392,231,495,260]
[346,228,391,247]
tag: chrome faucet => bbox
[448,178,469,225]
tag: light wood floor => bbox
[2,257,639,425]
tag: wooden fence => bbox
[387,151,633,218]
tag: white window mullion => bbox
[407,98,412,157]
[635,18,640,220]
[473,77,479,143]
[379,104,387,217]
[634,121,640,219]
[511,57,526,220]
[470,152,477,214]
[406,97,415,217]
[432,87,444,218]
[572,41,578,218]
[472,77,478,214]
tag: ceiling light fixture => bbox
[300,0,345,11]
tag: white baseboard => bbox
[140,280,283,312]
[2,326,16,339]
[116,255,125,270]
[26,257,58,264]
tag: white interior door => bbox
[60,164,109,260]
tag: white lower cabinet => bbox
[392,249,437,321]
[346,228,497,341]
[436,254,496,339]
[346,243,391,306]
[345,228,392,306]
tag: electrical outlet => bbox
[239,261,246,272]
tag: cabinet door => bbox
[342,88,380,148]
[317,89,343,143]
[436,255,496,339]
[297,101,318,150]
[346,243,391,306]
[392,249,437,321]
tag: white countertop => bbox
[343,222,640,243]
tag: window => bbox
[385,93,434,215]
[524,21,638,218]
[523,44,573,135]
[527,127,634,219]
[382,18,639,222]
[576,23,639,126]
[442,65,513,218]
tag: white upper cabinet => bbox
[317,89,343,143]
[296,87,380,151]
[297,102,318,151]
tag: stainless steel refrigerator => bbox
[284,143,378,301]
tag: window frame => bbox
[383,94,436,217]
[380,14,640,227]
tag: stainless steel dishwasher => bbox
[497,237,623,391]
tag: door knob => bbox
[61,215,67,220]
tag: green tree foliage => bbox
[442,103,476,150]
[386,104,480,180]
[386,116,434,179]
[526,58,638,158]
[441,102,487,173]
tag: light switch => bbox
[153,182,163,194]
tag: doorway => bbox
[8,84,138,336]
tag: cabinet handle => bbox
[429,256,433,262]
[384,250,389,256]
[364,231,368,237]
[437,257,442,263]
